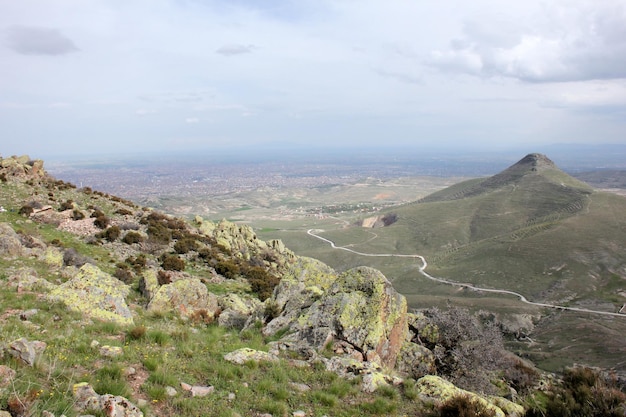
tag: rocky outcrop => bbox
[146,278,219,320]
[0,155,47,181]
[416,375,515,417]
[281,266,408,369]
[194,217,295,271]
[47,264,134,326]
[263,256,337,336]
[217,293,262,329]
[223,348,279,365]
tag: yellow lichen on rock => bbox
[47,264,134,326]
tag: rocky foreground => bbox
[0,155,623,417]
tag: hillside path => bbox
[306,229,625,318]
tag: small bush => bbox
[71,209,85,220]
[215,260,240,279]
[19,205,34,217]
[147,223,172,244]
[127,325,147,340]
[436,395,496,417]
[115,208,133,216]
[58,199,74,211]
[97,225,121,242]
[174,237,199,254]
[157,270,172,285]
[125,254,147,272]
[161,255,185,271]
[93,214,110,229]
[114,266,134,284]
[122,231,144,244]
[246,266,280,301]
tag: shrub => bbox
[215,260,240,279]
[147,223,172,244]
[71,209,85,220]
[122,231,144,245]
[114,266,133,284]
[420,307,506,393]
[246,266,280,301]
[173,237,199,254]
[127,325,147,340]
[115,207,133,216]
[18,205,34,217]
[58,199,73,211]
[97,225,121,242]
[436,395,496,417]
[161,255,185,271]
[157,270,172,285]
[525,367,626,417]
[126,253,147,272]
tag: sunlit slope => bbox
[366,154,625,305]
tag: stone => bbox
[19,309,39,320]
[223,348,279,365]
[190,385,214,397]
[73,382,143,417]
[416,375,506,417]
[395,341,436,379]
[0,223,23,257]
[7,337,47,366]
[99,345,123,358]
[47,264,133,326]
[165,386,177,397]
[0,365,16,388]
[138,269,160,302]
[146,278,218,319]
[288,266,407,368]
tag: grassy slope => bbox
[272,157,626,373]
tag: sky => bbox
[1,0,626,159]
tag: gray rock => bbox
[0,365,16,388]
[7,337,46,366]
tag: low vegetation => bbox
[1,155,624,417]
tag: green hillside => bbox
[283,154,626,372]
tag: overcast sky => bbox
[1,0,626,158]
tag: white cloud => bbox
[185,117,199,124]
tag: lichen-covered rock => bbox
[395,341,436,379]
[488,395,525,417]
[217,293,262,329]
[47,264,133,326]
[323,356,403,393]
[0,223,23,257]
[8,268,56,293]
[7,338,47,366]
[263,257,337,336]
[42,247,64,268]
[416,375,507,417]
[289,266,408,368]
[0,155,46,181]
[147,278,218,319]
[138,269,160,302]
[223,348,279,365]
[73,382,143,417]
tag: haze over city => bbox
[1,0,626,158]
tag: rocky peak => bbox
[0,155,47,181]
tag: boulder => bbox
[8,268,56,293]
[416,375,507,417]
[0,223,23,257]
[223,348,279,365]
[217,293,262,329]
[146,278,218,319]
[138,269,160,301]
[288,266,408,368]
[0,365,16,388]
[47,264,133,326]
[395,341,436,379]
[323,356,403,393]
[7,338,47,366]
[263,257,337,336]
[73,382,143,417]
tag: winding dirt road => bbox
[307,229,625,318]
